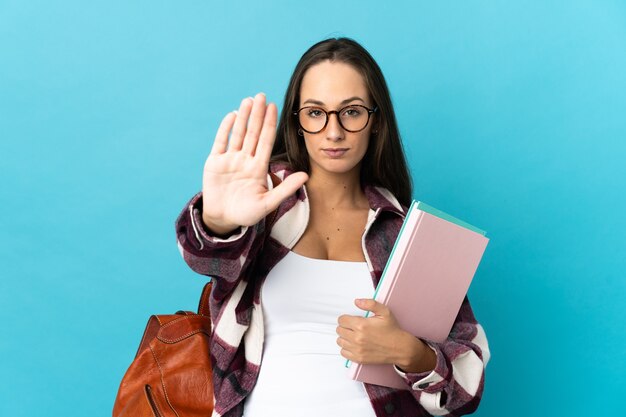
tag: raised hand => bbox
[201,93,309,235]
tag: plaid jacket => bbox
[175,161,490,417]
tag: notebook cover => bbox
[346,201,489,390]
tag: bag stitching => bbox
[150,344,181,417]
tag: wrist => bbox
[201,213,239,237]
[395,331,437,374]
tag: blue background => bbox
[1,1,625,415]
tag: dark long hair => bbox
[271,37,413,207]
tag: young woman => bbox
[175,37,490,417]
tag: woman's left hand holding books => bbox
[336,299,437,374]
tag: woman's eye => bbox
[307,109,323,118]
[342,107,361,117]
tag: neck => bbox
[305,164,368,209]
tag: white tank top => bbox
[243,250,377,417]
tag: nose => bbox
[325,112,344,142]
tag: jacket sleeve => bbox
[174,191,267,299]
[393,296,491,416]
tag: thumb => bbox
[264,171,309,212]
[355,298,387,316]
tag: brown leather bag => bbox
[113,173,282,416]
[112,281,215,417]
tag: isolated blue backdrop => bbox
[1,1,625,416]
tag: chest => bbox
[292,206,371,262]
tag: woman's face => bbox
[298,60,375,178]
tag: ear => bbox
[371,114,379,134]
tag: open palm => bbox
[201,93,308,234]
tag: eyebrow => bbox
[302,96,366,106]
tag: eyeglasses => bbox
[293,104,378,134]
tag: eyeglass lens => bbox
[298,105,370,133]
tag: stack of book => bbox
[346,201,489,390]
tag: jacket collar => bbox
[363,183,406,217]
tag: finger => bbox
[255,102,278,167]
[229,97,254,152]
[337,314,364,331]
[336,325,353,338]
[211,111,237,155]
[355,298,386,316]
[337,336,354,349]
[261,171,309,214]
[337,314,351,328]
[340,348,357,362]
[242,93,267,155]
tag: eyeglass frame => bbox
[292,104,378,134]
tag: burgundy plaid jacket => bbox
[175,161,490,417]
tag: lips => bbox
[322,148,348,158]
